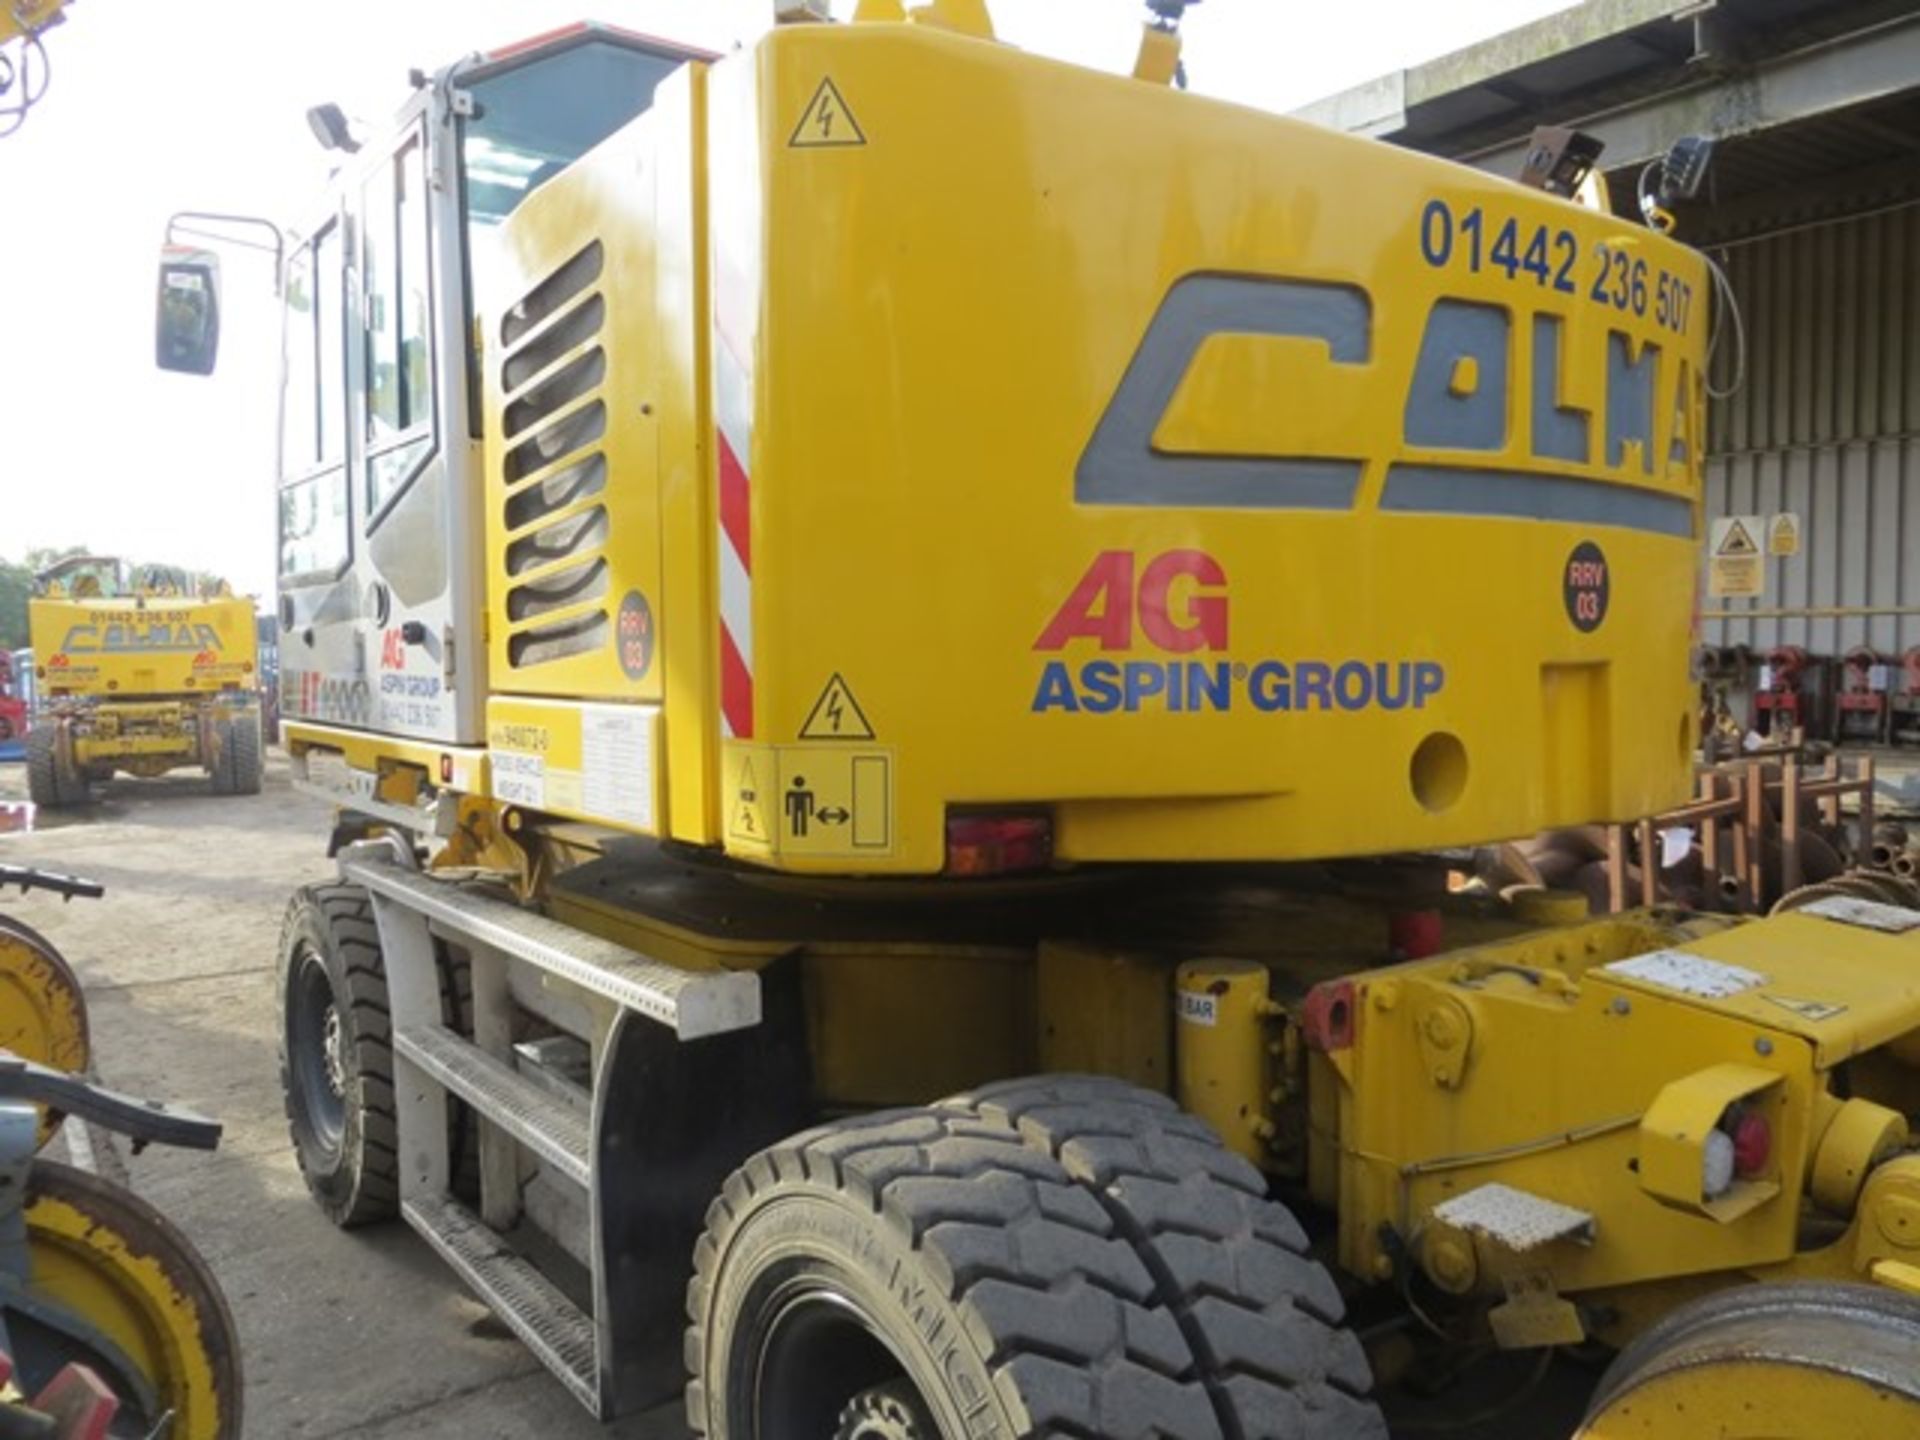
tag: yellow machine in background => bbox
[154,2,1920,1435]
[26,558,263,806]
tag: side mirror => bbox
[155,246,222,375]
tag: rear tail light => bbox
[1705,1105,1772,1198]
[945,813,1052,877]
[1731,1109,1772,1178]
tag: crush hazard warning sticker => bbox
[724,744,894,858]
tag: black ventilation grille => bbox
[499,241,611,671]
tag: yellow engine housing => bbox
[464,21,1708,877]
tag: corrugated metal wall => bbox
[1702,200,1920,658]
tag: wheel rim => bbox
[0,916,91,1148]
[1580,1283,1920,1439]
[289,946,347,1153]
[748,1277,936,1440]
[22,1160,242,1439]
[836,1379,938,1440]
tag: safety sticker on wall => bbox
[1707,515,1764,599]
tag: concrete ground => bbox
[0,754,681,1439]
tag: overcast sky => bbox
[0,0,1563,599]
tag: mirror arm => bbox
[165,211,286,294]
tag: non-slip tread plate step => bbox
[395,1023,590,1187]
[404,1192,600,1413]
[346,857,759,1038]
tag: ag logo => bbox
[1035,550,1227,653]
[1564,541,1609,633]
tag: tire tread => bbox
[943,1075,1387,1440]
[687,1104,1222,1440]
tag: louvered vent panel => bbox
[499,242,611,670]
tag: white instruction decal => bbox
[492,751,546,809]
[1604,950,1766,999]
[305,749,350,795]
[1177,991,1219,1028]
[581,705,655,829]
[1799,895,1920,934]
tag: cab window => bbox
[279,226,351,579]
[364,131,436,519]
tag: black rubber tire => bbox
[277,883,401,1226]
[276,883,481,1225]
[25,723,89,808]
[226,710,263,795]
[208,712,260,796]
[945,1076,1385,1440]
[686,1086,1383,1440]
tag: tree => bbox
[0,560,28,650]
[1,547,86,649]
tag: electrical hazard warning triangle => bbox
[1715,518,1759,556]
[731,757,766,841]
[789,77,867,148]
[800,674,875,740]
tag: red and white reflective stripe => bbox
[714,252,755,740]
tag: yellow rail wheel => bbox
[15,1159,242,1439]
[1576,1282,1920,1439]
[0,914,90,1148]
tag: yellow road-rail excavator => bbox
[25,559,264,808]
[157,1,1920,1435]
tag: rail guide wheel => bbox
[0,913,90,1147]
[1576,1281,1920,1438]
[14,1158,243,1439]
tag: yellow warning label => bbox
[722,743,893,859]
[1767,511,1801,557]
[1708,515,1765,599]
[730,754,770,844]
[777,746,893,858]
[1763,994,1846,1023]
[789,77,866,149]
[800,673,875,741]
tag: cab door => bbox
[275,213,360,727]
[356,120,460,740]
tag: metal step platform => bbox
[403,1192,602,1414]
[395,1023,591,1187]
[344,856,760,1038]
